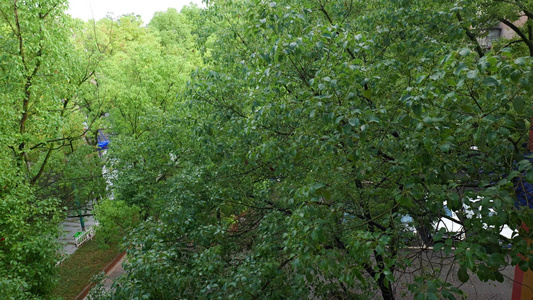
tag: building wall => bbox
[501,15,528,39]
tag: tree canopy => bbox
[92,0,533,299]
[0,0,106,296]
[3,0,533,299]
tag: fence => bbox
[74,225,96,247]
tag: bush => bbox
[93,199,140,246]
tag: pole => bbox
[73,182,85,232]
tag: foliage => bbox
[149,8,197,56]
[94,199,140,245]
[0,181,63,297]
[96,0,533,299]
[37,144,107,215]
[3,0,533,299]
[0,277,38,300]
[0,1,107,297]
[97,11,202,215]
[179,3,219,58]
[91,12,200,137]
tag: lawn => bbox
[51,238,122,300]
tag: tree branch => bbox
[30,144,54,185]
[499,18,533,56]
[456,12,484,58]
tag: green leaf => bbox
[343,123,352,134]
[482,76,499,87]
[414,294,425,300]
[397,195,413,207]
[498,127,510,137]
[430,70,445,80]
[528,258,533,271]
[433,242,445,252]
[439,142,451,152]
[448,193,460,211]
[454,63,467,75]
[519,259,529,272]
[457,266,469,283]
[459,48,470,56]
[400,115,410,126]
[312,228,326,243]
[348,117,360,126]
[466,69,478,79]
[513,96,525,113]
[311,183,326,191]
[494,271,504,283]
[515,57,526,66]
[363,89,371,99]
[412,104,422,116]
[427,293,439,300]
[441,289,455,300]
[305,271,313,282]
[320,189,332,200]
[526,169,533,182]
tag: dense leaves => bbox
[92,0,533,299]
[3,0,533,299]
[0,1,107,297]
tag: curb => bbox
[74,251,126,300]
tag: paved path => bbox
[80,254,126,300]
[101,255,126,292]
[394,249,516,299]
[58,216,97,257]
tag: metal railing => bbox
[74,225,96,247]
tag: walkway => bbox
[58,216,97,257]
[78,253,126,300]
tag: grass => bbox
[51,237,122,300]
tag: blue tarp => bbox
[97,130,109,150]
[97,140,109,149]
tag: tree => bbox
[92,12,201,215]
[95,0,533,299]
[0,1,108,296]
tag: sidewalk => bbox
[101,254,126,292]
[58,216,97,257]
[76,252,127,300]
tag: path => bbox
[394,249,516,299]
[79,253,126,300]
[101,255,126,292]
[58,216,97,257]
